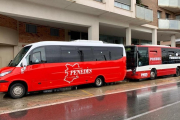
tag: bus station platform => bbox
[0,76,180,115]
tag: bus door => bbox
[25,47,47,91]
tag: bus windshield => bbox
[125,46,137,69]
[8,46,32,67]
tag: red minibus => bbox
[0,40,126,98]
[125,45,180,80]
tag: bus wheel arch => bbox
[94,75,105,87]
[8,80,28,99]
[150,68,157,80]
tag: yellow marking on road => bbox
[60,94,80,96]
[81,90,94,96]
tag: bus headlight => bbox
[0,71,12,77]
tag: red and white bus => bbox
[125,45,180,80]
[0,40,126,98]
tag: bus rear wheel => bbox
[150,70,156,80]
[94,77,104,87]
[8,83,26,99]
[174,68,180,77]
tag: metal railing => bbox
[136,5,153,22]
[114,1,131,10]
[158,0,180,8]
[158,19,180,30]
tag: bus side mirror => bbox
[22,59,27,67]
[21,59,27,73]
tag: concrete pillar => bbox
[152,29,157,45]
[171,35,176,47]
[126,28,131,45]
[88,22,99,41]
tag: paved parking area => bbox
[0,76,180,115]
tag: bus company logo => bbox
[150,57,161,61]
[64,63,92,83]
[141,73,148,77]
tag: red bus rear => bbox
[125,45,180,80]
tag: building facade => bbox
[0,0,179,68]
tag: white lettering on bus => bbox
[150,57,161,61]
[141,73,148,77]
[169,57,180,59]
[64,63,92,83]
[70,69,92,76]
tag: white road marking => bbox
[127,100,180,120]
[0,81,179,115]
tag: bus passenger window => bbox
[93,47,109,61]
[78,47,93,61]
[45,46,61,63]
[109,47,123,60]
[61,46,81,62]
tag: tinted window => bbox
[26,24,37,33]
[138,47,149,66]
[162,48,180,64]
[93,47,110,61]
[45,46,61,63]
[162,48,167,64]
[78,47,93,61]
[109,47,123,60]
[61,46,81,62]
[32,52,41,63]
[50,28,59,36]
[30,47,46,64]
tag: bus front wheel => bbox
[8,83,26,99]
[94,77,104,87]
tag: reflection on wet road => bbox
[1,82,180,120]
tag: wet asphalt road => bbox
[1,82,180,120]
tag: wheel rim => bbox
[151,72,155,78]
[96,78,102,86]
[12,86,23,96]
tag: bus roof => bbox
[25,40,124,48]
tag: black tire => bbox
[150,69,156,80]
[8,83,26,99]
[94,77,103,87]
[174,68,180,77]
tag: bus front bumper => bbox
[126,71,150,80]
[0,80,9,92]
